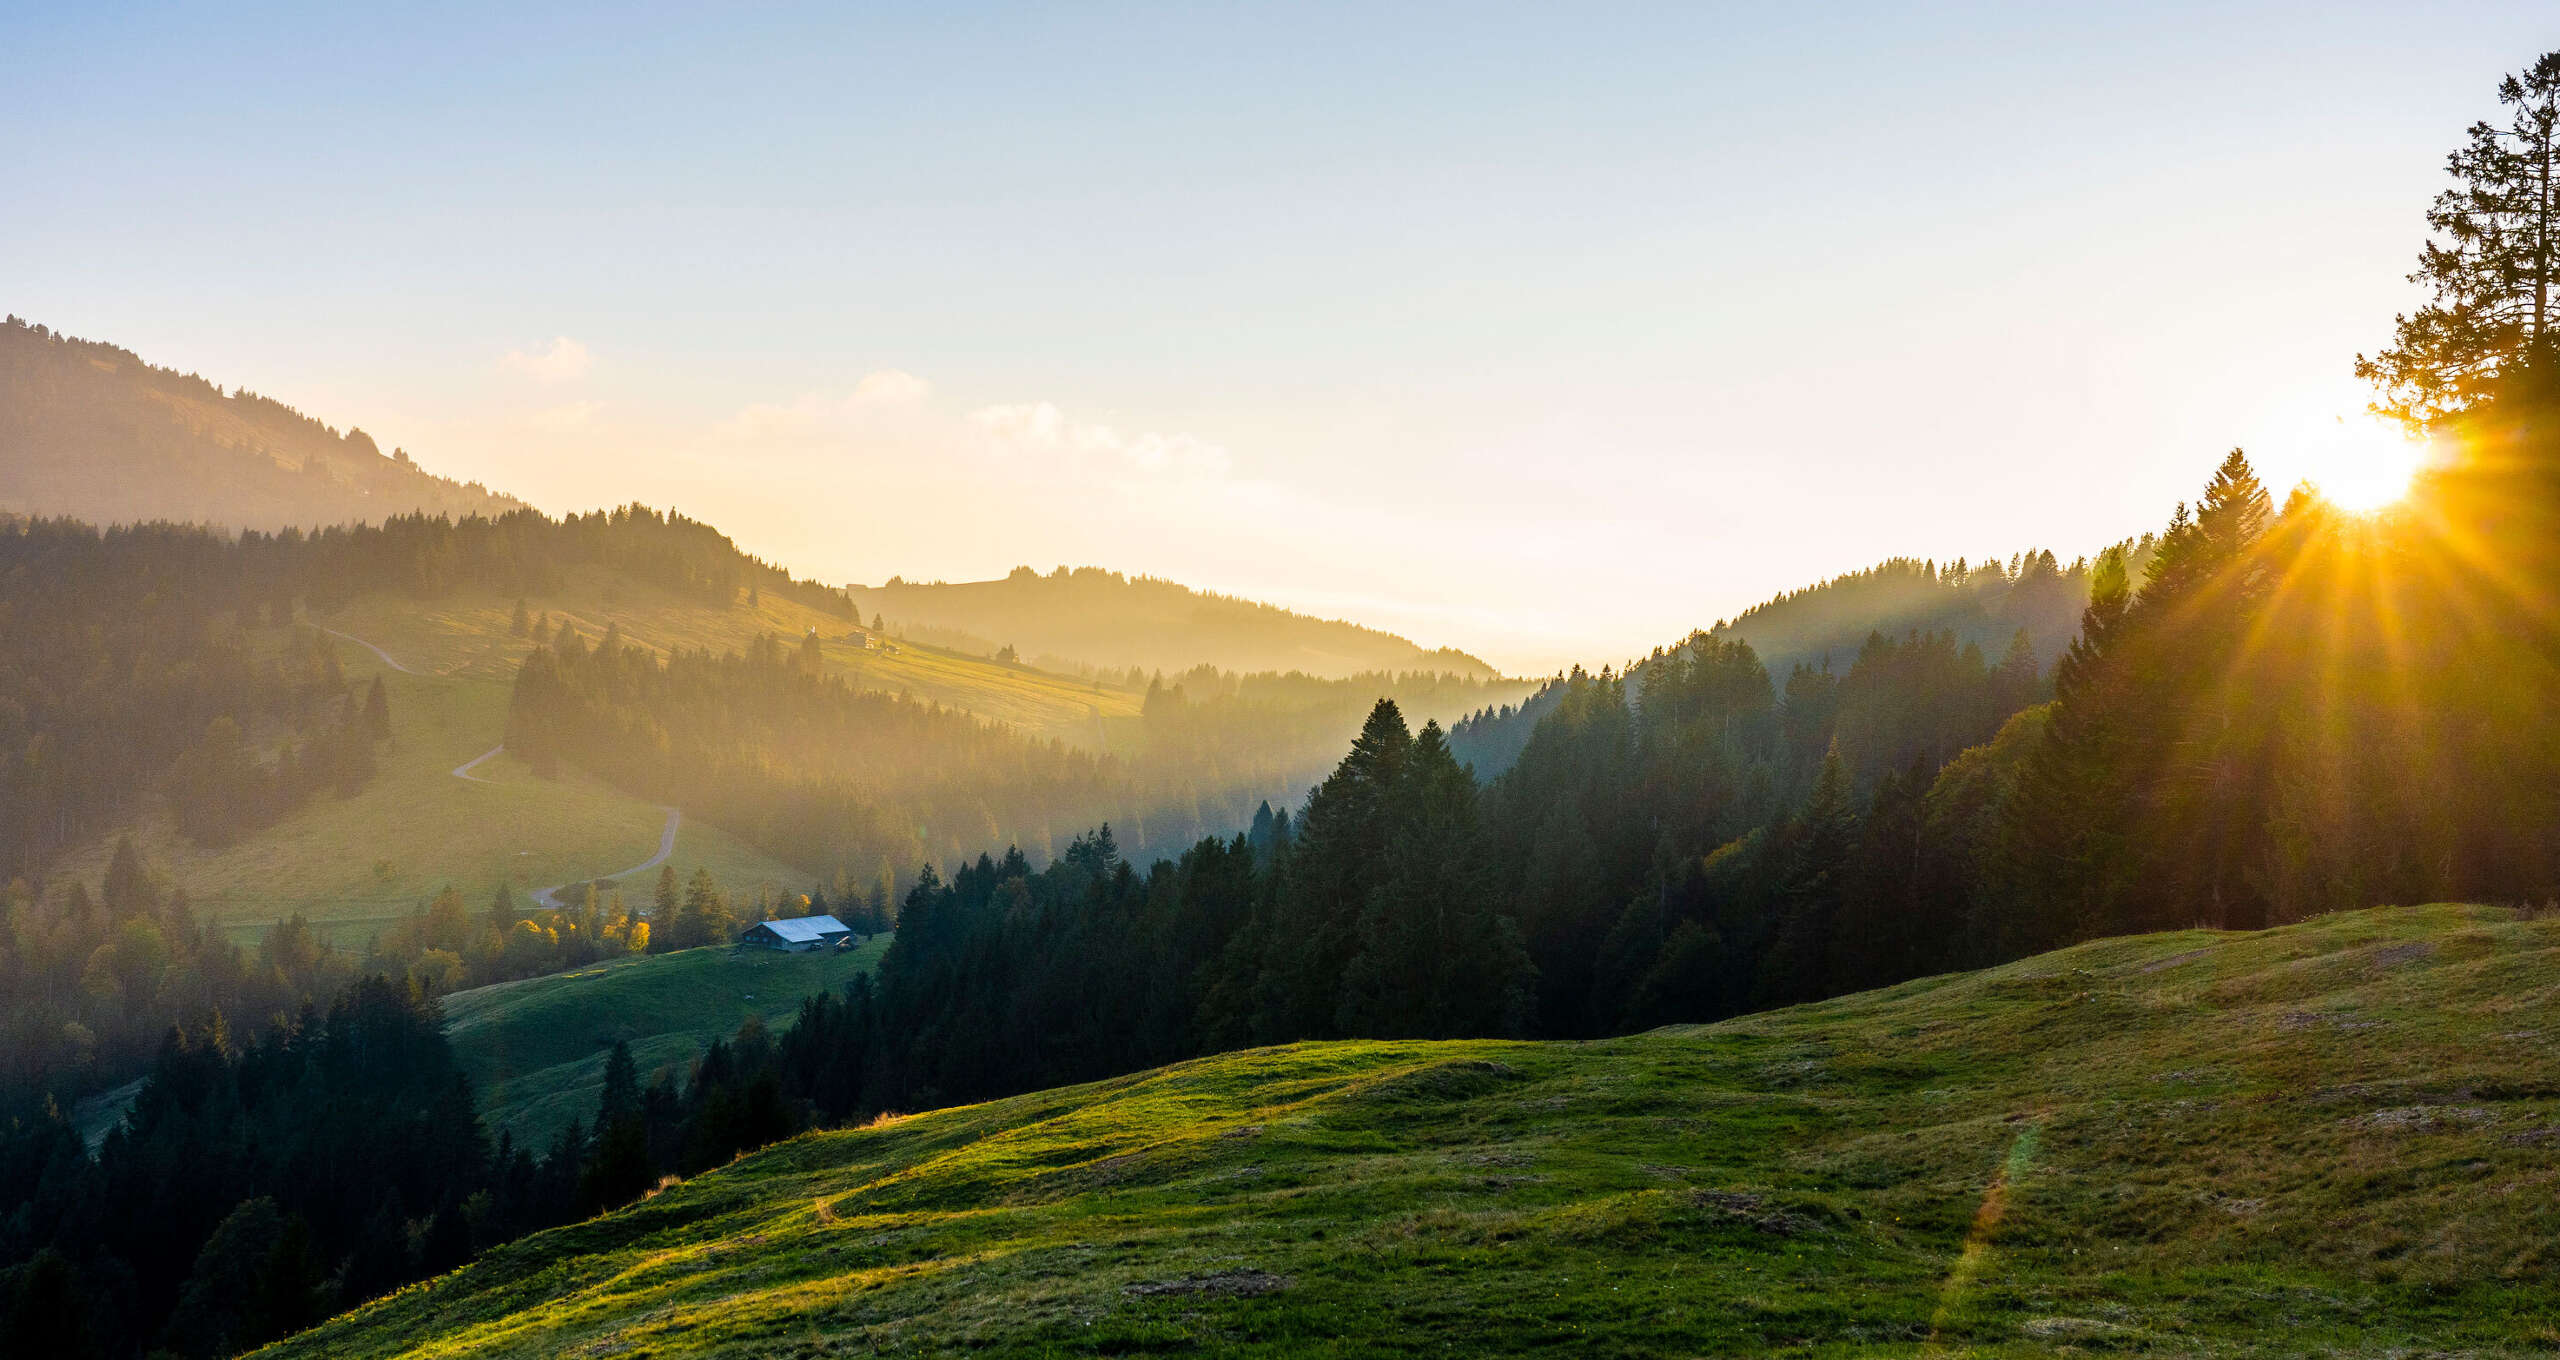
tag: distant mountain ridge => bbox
[851,566,1502,682]
[1449,547,2113,775]
[0,315,523,530]
[1716,549,2104,678]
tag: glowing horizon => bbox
[6,5,2551,674]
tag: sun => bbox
[2303,413,2431,512]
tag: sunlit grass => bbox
[264,903,2560,1358]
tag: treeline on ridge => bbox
[1449,544,2112,776]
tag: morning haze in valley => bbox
[3,6,2558,1357]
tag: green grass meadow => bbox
[55,626,797,942]
[443,938,890,1148]
[263,903,2560,1358]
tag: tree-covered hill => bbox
[1449,545,2116,777]
[0,317,522,531]
[257,902,2560,1358]
[850,566,1501,682]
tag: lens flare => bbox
[2308,414,2430,512]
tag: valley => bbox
[9,25,2560,1360]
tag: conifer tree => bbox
[2359,50,2560,424]
[1337,721,1531,1037]
[1263,699,1411,1038]
[648,865,680,953]
[1756,744,1856,1004]
[487,882,521,934]
[582,1041,652,1211]
[679,867,729,948]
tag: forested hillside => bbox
[1448,544,2116,775]
[751,355,2560,1115]
[505,624,1529,877]
[0,960,855,1359]
[0,317,521,530]
[1719,547,2114,678]
[850,566,1499,680]
[0,505,834,887]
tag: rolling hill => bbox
[48,557,1157,938]
[49,606,805,942]
[852,566,1500,681]
[0,316,522,530]
[261,902,2560,1357]
[442,939,890,1148]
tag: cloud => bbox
[502,336,592,383]
[530,400,602,430]
[718,370,934,445]
[849,369,931,408]
[966,401,1232,477]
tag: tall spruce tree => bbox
[2358,50,2560,424]
[1336,721,1531,1038]
[1261,699,1411,1039]
[582,1041,652,1211]
[648,865,681,953]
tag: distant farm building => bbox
[737,914,854,952]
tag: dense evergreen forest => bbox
[0,972,821,1359]
[1448,543,2127,775]
[725,365,2560,1117]
[0,316,522,532]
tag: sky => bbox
[6,3,2552,673]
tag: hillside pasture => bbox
[264,903,2560,1358]
[442,938,891,1147]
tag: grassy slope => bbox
[329,565,1143,740]
[54,621,797,941]
[55,567,1146,937]
[443,939,890,1148]
[263,903,2560,1358]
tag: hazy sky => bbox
[8,4,2551,672]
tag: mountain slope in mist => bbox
[0,316,521,530]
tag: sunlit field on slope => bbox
[269,904,2560,1359]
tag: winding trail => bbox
[319,625,685,911]
[317,625,423,675]
[533,806,682,908]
